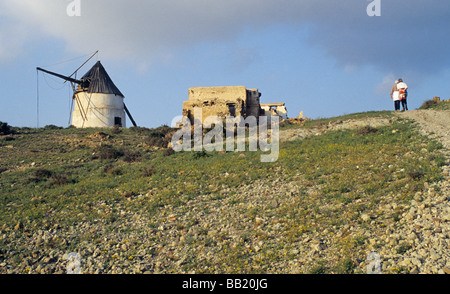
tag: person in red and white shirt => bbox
[397,78,408,111]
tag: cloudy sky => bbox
[1,0,450,128]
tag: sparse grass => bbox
[0,111,447,273]
[300,111,392,129]
[419,99,450,110]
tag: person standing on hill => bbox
[397,78,408,111]
[390,79,401,111]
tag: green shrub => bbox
[419,100,437,109]
[129,126,151,133]
[44,125,63,130]
[49,174,71,187]
[427,141,443,152]
[34,168,53,179]
[397,243,412,254]
[192,150,209,159]
[111,125,122,134]
[149,131,165,138]
[102,165,122,176]
[26,168,54,184]
[356,126,378,136]
[149,137,169,148]
[94,145,124,160]
[0,121,11,135]
[163,148,175,156]
[434,155,447,168]
[309,261,327,274]
[142,166,156,177]
[122,150,141,162]
[407,168,425,180]
[334,258,356,274]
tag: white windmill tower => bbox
[37,58,137,128]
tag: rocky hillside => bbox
[0,104,449,274]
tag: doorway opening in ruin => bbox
[227,103,236,117]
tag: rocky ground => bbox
[0,108,448,274]
[280,116,394,142]
[392,109,450,273]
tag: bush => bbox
[49,174,70,187]
[27,168,53,184]
[163,148,175,156]
[35,168,53,179]
[102,165,122,176]
[192,150,209,159]
[356,126,378,136]
[147,136,168,148]
[334,258,356,274]
[149,131,165,138]
[94,145,124,160]
[129,126,152,134]
[111,125,122,134]
[142,166,156,177]
[44,125,63,130]
[407,168,425,180]
[0,121,11,135]
[420,100,437,109]
[122,150,141,162]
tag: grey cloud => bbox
[308,1,450,75]
[1,0,449,76]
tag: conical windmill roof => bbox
[80,61,124,97]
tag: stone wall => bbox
[260,103,288,120]
[182,86,262,124]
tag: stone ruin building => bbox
[181,86,287,124]
[260,103,288,120]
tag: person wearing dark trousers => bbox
[397,78,408,111]
[390,79,400,111]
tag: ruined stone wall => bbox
[246,89,262,117]
[182,86,261,124]
[260,103,288,120]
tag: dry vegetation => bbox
[0,107,448,274]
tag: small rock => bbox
[255,217,265,226]
[14,222,23,231]
[271,200,279,208]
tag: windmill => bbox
[36,53,137,128]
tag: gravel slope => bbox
[0,109,448,274]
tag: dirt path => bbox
[279,116,394,142]
[397,109,450,150]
